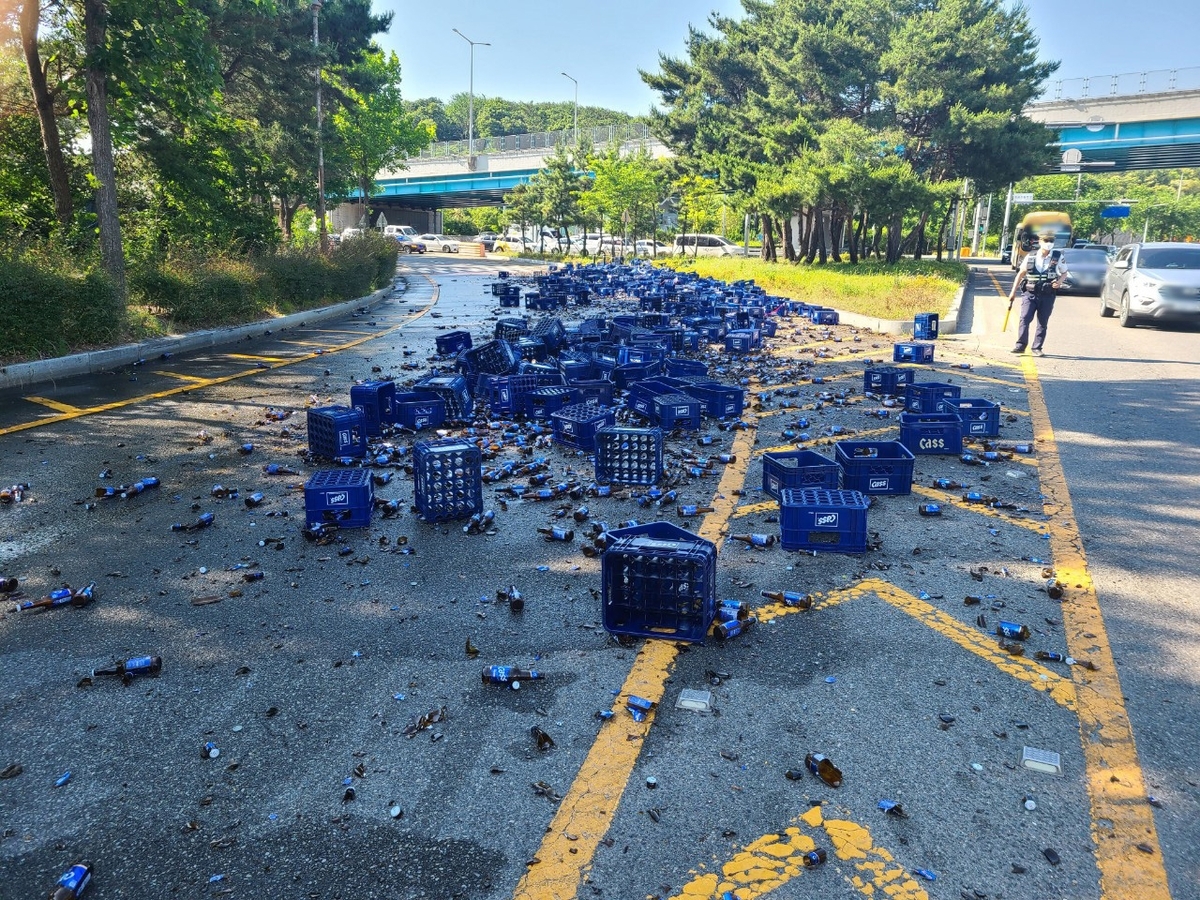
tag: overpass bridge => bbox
[353,66,1199,223]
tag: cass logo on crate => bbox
[676,406,690,416]
[919,438,946,450]
[814,512,840,529]
[561,422,576,434]
[324,490,350,506]
[968,421,986,434]
[338,430,351,447]
[869,478,890,490]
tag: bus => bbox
[1011,211,1072,270]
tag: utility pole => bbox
[999,183,1014,258]
[561,72,578,146]
[313,0,327,252]
[453,29,489,169]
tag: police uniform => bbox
[1010,231,1069,356]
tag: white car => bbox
[635,240,669,257]
[419,234,460,253]
[340,227,364,241]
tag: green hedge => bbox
[0,255,122,361]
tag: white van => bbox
[673,234,742,257]
[383,225,418,238]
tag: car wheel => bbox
[1099,294,1115,318]
[1118,292,1136,328]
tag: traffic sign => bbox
[1101,205,1131,219]
[1013,192,1034,203]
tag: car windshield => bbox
[1063,250,1110,264]
[1138,247,1200,270]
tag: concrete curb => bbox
[0,283,400,393]
[832,271,968,336]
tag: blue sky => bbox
[379,1,1197,115]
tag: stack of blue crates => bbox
[651,393,703,431]
[594,427,663,486]
[834,441,915,496]
[863,366,915,396]
[307,406,367,459]
[526,385,582,420]
[602,521,716,644]
[413,438,483,523]
[304,469,374,528]
[780,488,869,554]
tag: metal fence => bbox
[1035,66,1200,102]
[416,123,655,159]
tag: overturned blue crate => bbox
[526,385,582,420]
[413,438,483,523]
[551,403,615,452]
[480,374,538,416]
[834,441,915,496]
[499,293,521,308]
[914,312,939,340]
[666,358,710,378]
[673,377,746,419]
[602,521,717,644]
[435,331,473,356]
[307,406,367,459]
[893,341,936,364]
[780,488,869,554]
[864,366,915,396]
[904,381,962,414]
[392,392,446,431]
[594,426,663,486]
[516,336,550,361]
[462,339,520,376]
[413,374,473,421]
[304,469,374,529]
[939,397,1000,437]
[899,412,963,455]
[559,355,596,382]
[761,449,839,500]
[760,320,778,338]
[495,318,529,342]
[350,381,395,438]
[652,393,703,431]
[531,318,567,352]
[810,307,840,326]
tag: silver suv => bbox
[1100,242,1200,328]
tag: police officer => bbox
[1008,228,1069,357]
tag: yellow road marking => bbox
[153,370,209,383]
[294,328,378,336]
[672,806,928,900]
[911,485,1050,534]
[225,353,290,362]
[1019,355,1171,898]
[276,340,333,348]
[732,500,777,520]
[513,425,760,900]
[0,288,437,439]
[24,396,82,413]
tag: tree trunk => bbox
[21,0,73,227]
[781,211,796,262]
[760,213,776,262]
[84,0,126,301]
[871,224,882,259]
[817,209,829,264]
[886,212,903,264]
[830,211,843,263]
[935,198,951,262]
[804,208,819,264]
[912,210,930,261]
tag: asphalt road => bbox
[0,254,1194,900]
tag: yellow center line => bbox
[153,370,210,383]
[732,500,777,520]
[0,284,437,439]
[225,352,291,362]
[294,328,380,337]
[513,425,760,900]
[24,395,82,414]
[911,485,1050,534]
[274,340,335,348]
[1018,355,1171,898]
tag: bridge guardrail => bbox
[417,123,656,159]
[1035,66,1200,102]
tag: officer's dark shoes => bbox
[1010,346,1025,354]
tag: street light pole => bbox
[313,0,327,252]
[453,29,489,166]
[561,72,578,146]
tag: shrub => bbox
[0,253,121,362]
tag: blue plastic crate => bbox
[834,441,915,496]
[893,342,936,363]
[904,381,962,414]
[673,378,746,419]
[499,293,521,308]
[569,378,615,407]
[526,385,582,420]
[594,426,663,486]
[306,406,367,459]
[304,469,374,528]
[914,312,940,340]
[761,449,839,499]
[349,381,395,438]
[725,329,761,353]
[494,318,529,342]
[435,330,473,356]
[602,523,717,644]
[551,403,615,452]
[863,366,915,396]
[531,318,567,352]
[666,358,710,378]
[413,438,483,523]
[652,393,703,431]
[780,488,869,554]
[392,392,445,431]
[939,397,1001,437]
[413,374,473,421]
[810,308,840,326]
[618,345,666,365]
[613,361,664,389]
[899,412,963,455]
[462,339,519,376]
[480,374,538,416]
[760,320,778,338]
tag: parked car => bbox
[673,233,742,257]
[394,235,427,254]
[1056,248,1111,295]
[1100,242,1200,327]
[383,225,418,239]
[492,236,533,253]
[340,227,364,241]
[635,240,670,257]
[419,234,460,253]
[477,233,499,251]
